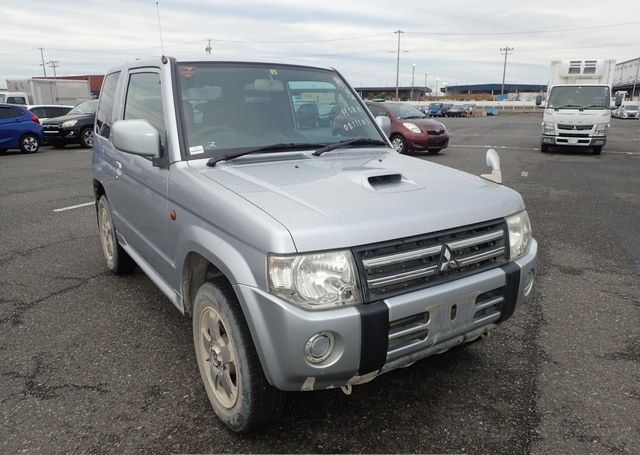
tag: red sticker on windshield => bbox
[180,66,196,79]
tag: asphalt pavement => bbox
[1,114,638,454]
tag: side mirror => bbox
[112,119,161,158]
[614,93,624,108]
[375,115,391,137]
[535,95,543,107]
[480,148,502,184]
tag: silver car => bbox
[92,57,537,432]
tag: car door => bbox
[110,69,172,282]
[0,106,23,148]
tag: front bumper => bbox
[42,125,81,144]
[235,239,537,391]
[542,134,606,147]
[406,132,450,150]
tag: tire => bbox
[97,196,136,274]
[540,144,550,153]
[593,146,602,155]
[390,134,408,154]
[20,134,40,153]
[80,127,94,148]
[193,280,286,433]
[427,149,441,154]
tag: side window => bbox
[95,71,121,139]
[0,107,15,119]
[7,97,26,104]
[368,105,386,117]
[123,72,165,145]
[31,108,46,118]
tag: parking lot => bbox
[1,113,638,454]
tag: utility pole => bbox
[500,46,514,96]
[38,48,47,77]
[394,30,404,101]
[410,64,416,100]
[632,58,640,101]
[205,39,212,55]
[435,77,439,97]
[425,72,428,96]
[47,60,60,78]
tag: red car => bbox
[366,101,449,154]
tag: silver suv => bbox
[92,57,537,432]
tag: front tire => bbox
[20,134,40,153]
[97,196,136,274]
[540,144,550,153]
[80,127,94,148]
[427,149,441,154]
[391,134,408,154]
[593,146,602,155]
[193,280,286,433]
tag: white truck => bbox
[536,59,621,155]
[5,78,91,106]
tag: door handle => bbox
[115,160,122,179]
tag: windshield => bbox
[385,103,426,119]
[177,63,383,157]
[547,85,610,109]
[68,100,98,115]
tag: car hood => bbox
[43,113,94,125]
[398,117,446,131]
[201,149,524,252]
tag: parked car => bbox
[0,103,44,153]
[441,103,454,116]
[28,105,73,124]
[462,104,477,116]
[427,102,445,117]
[613,104,640,119]
[367,101,449,154]
[485,107,499,116]
[42,99,97,148]
[447,105,467,117]
[0,91,29,105]
[92,57,537,433]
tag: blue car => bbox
[0,103,44,153]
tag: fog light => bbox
[304,332,334,364]
[523,268,535,297]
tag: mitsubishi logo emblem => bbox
[439,245,459,273]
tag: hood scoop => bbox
[359,170,422,193]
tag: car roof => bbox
[28,104,74,109]
[0,103,27,110]
[105,56,334,75]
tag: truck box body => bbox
[6,78,91,105]
[540,59,616,153]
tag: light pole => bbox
[443,82,448,98]
[425,72,428,97]
[394,30,404,101]
[435,77,439,97]
[500,46,514,96]
[410,64,416,100]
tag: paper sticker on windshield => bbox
[180,66,196,79]
[269,69,279,76]
[189,145,204,155]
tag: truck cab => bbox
[537,59,619,155]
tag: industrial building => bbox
[612,57,640,100]
[443,83,546,96]
[355,86,431,100]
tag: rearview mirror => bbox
[535,95,543,107]
[614,93,624,108]
[254,79,285,92]
[112,120,161,158]
[480,148,502,184]
[375,115,391,137]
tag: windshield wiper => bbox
[312,138,387,156]
[206,142,324,166]
[552,104,582,110]
[403,115,424,119]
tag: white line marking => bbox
[521,171,529,177]
[53,201,94,212]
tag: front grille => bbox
[427,129,446,136]
[353,219,508,302]
[559,132,590,138]
[558,124,592,130]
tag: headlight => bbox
[439,122,446,130]
[542,122,554,135]
[595,122,609,136]
[402,122,422,133]
[268,250,362,310]
[506,210,532,260]
[61,120,78,128]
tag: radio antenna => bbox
[155,1,165,55]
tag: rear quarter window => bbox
[96,71,121,139]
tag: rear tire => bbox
[97,196,136,275]
[193,280,286,433]
[20,134,40,153]
[390,134,408,154]
[593,146,602,155]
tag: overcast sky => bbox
[1,0,638,90]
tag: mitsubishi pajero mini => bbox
[92,57,537,432]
